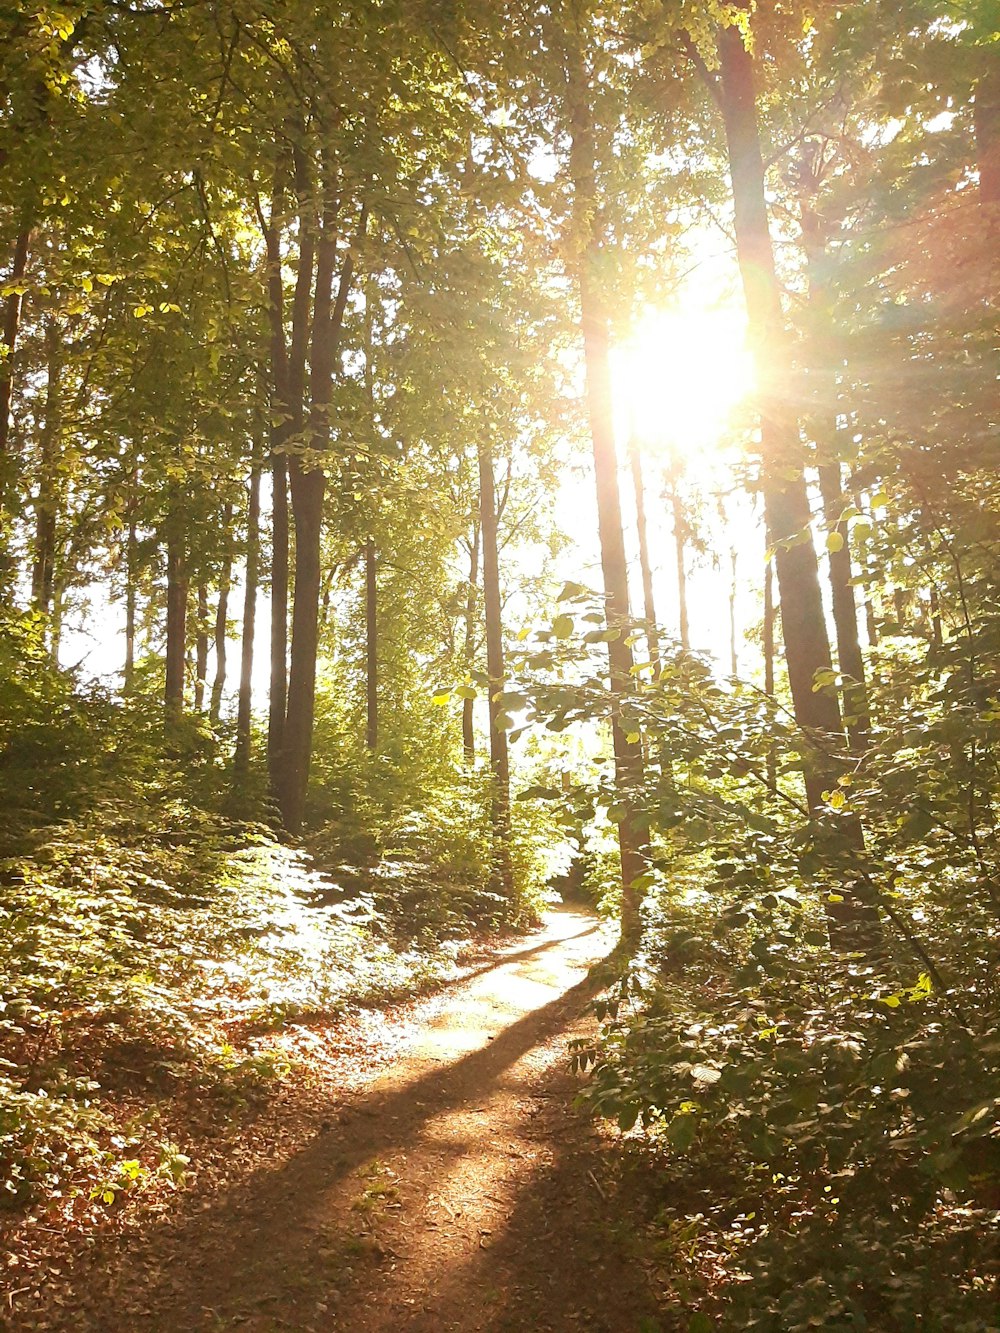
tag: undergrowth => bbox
[0,803,479,1221]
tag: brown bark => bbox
[708,22,878,946]
[627,434,660,669]
[0,230,30,492]
[165,522,188,715]
[478,439,514,899]
[929,584,943,648]
[31,319,60,619]
[799,186,870,750]
[258,147,321,803]
[259,176,295,791]
[462,522,480,764]
[235,463,261,781]
[269,454,289,777]
[365,535,377,751]
[211,523,231,725]
[818,462,870,747]
[124,463,139,692]
[763,545,777,790]
[668,477,690,651]
[566,31,646,948]
[195,584,209,712]
[714,25,841,749]
[279,180,363,831]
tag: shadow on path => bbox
[88,906,626,1322]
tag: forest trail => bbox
[74,907,664,1333]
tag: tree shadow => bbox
[97,931,616,1329]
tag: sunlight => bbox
[615,304,754,461]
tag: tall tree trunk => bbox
[817,462,869,747]
[628,434,660,669]
[279,184,362,831]
[709,22,878,947]
[365,535,377,751]
[763,545,777,790]
[195,584,209,712]
[728,546,739,677]
[211,586,229,723]
[478,438,514,899]
[462,522,480,764]
[0,229,30,538]
[566,32,646,948]
[31,318,60,621]
[164,521,188,715]
[714,26,840,748]
[668,478,690,651]
[235,463,261,782]
[799,188,870,750]
[258,162,311,804]
[124,463,139,692]
[929,584,943,647]
[211,513,232,724]
[268,456,289,781]
[50,576,62,663]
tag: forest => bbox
[1,0,999,1328]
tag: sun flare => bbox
[614,304,754,462]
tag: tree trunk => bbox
[31,319,60,621]
[628,434,660,670]
[668,478,690,651]
[566,34,646,948]
[211,513,232,724]
[195,583,209,712]
[711,22,878,947]
[763,545,777,791]
[478,438,514,899]
[728,546,739,677]
[165,522,188,715]
[279,185,361,831]
[818,462,869,747]
[715,26,840,748]
[235,462,261,781]
[0,229,30,530]
[365,535,377,751]
[799,187,870,751]
[259,165,307,803]
[929,584,943,647]
[462,522,480,763]
[268,454,289,783]
[124,463,139,692]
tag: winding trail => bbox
[74,909,664,1331]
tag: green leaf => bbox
[825,530,845,553]
[617,1104,640,1132]
[552,614,574,639]
[666,1112,698,1152]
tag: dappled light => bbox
[3,0,999,1327]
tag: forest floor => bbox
[7,906,668,1332]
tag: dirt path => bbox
[43,908,666,1332]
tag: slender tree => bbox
[365,535,378,751]
[683,17,878,945]
[565,10,647,946]
[478,437,514,898]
